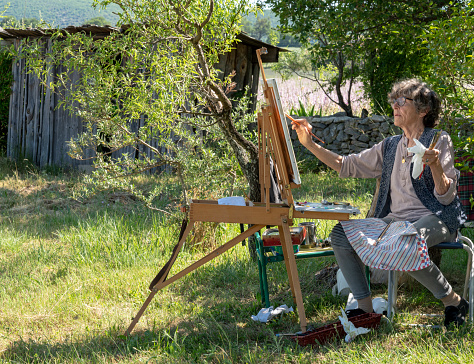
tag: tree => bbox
[0,15,17,27]
[20,0,261,210]
[0,15,41,28]
[422,1,474,162]
[253,16,271,42]
[84,16,111,26]
[266,0,466,116]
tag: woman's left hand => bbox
[423,148,450,195]
[422,149,440,167]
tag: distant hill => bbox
[2,0,120,28]
[2,2,280,31]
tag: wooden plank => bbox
[250,61,260,109]
[215,54,227,81]
[224,47,237,80]
[40,62,52,168]
[19,53,27,157]
[189,203,284,225]
[188,201,351,225]
[37,51,44,167]
[52,65,62,166]
[7,41,19,159]
[279,216,307,332]
[257,112,264,203]
[48,63,57,166]
[40,39,53,167]
[31,68,40,164]
[24,69,35,160]
[69,69,81,167]
[234,43,248,91]
[262,105,290,204]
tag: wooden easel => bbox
[125,48,352,336]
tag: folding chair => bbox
[386,228,474,320]
[384,162,474,320]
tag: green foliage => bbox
[289,100,318,117]
[0,49,13,153]
[0,15,42,28]
[422,2,474,160]
[84,16,110,26]
[242,9,300,47]
[361,39,432,116]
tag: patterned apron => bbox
[340,218,431,271]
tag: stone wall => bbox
[289,114,402,160]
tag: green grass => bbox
[1,157,473,363]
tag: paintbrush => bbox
[376,218,394,245]
[285,114,325,144]
[419,131,442,177]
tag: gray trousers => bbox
[331,214,457,300]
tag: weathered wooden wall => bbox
[7,39,96,169]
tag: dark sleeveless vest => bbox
[373,128,466,234]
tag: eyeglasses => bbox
[391,96,413,107]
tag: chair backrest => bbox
[366,178,381,219]
[458,157,474,224]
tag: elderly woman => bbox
[292,79,467,327]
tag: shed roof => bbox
[0,25,287,62]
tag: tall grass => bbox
[1,157,473,363]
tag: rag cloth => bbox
[340,218,430,271]
[338,308,371,343]
[251,304,293,323]
[407,138,427,179]
[218,196,246,206]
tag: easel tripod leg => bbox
[125,222,194,336]
[279,216,307,333]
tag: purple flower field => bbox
[258,76,371,117]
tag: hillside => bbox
[3,0,120,28]
[3,2,278,31]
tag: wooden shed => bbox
[0,25,286,169]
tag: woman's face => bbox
[392,96,426,129]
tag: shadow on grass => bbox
[0,326,172,362]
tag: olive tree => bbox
[20,0,261,210]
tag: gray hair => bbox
[388,79,441,128]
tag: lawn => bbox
[1,156,473,363]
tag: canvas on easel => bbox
[266,78,301,186]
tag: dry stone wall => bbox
[289,114,402,160]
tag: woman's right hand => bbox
[291,118,313,147]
